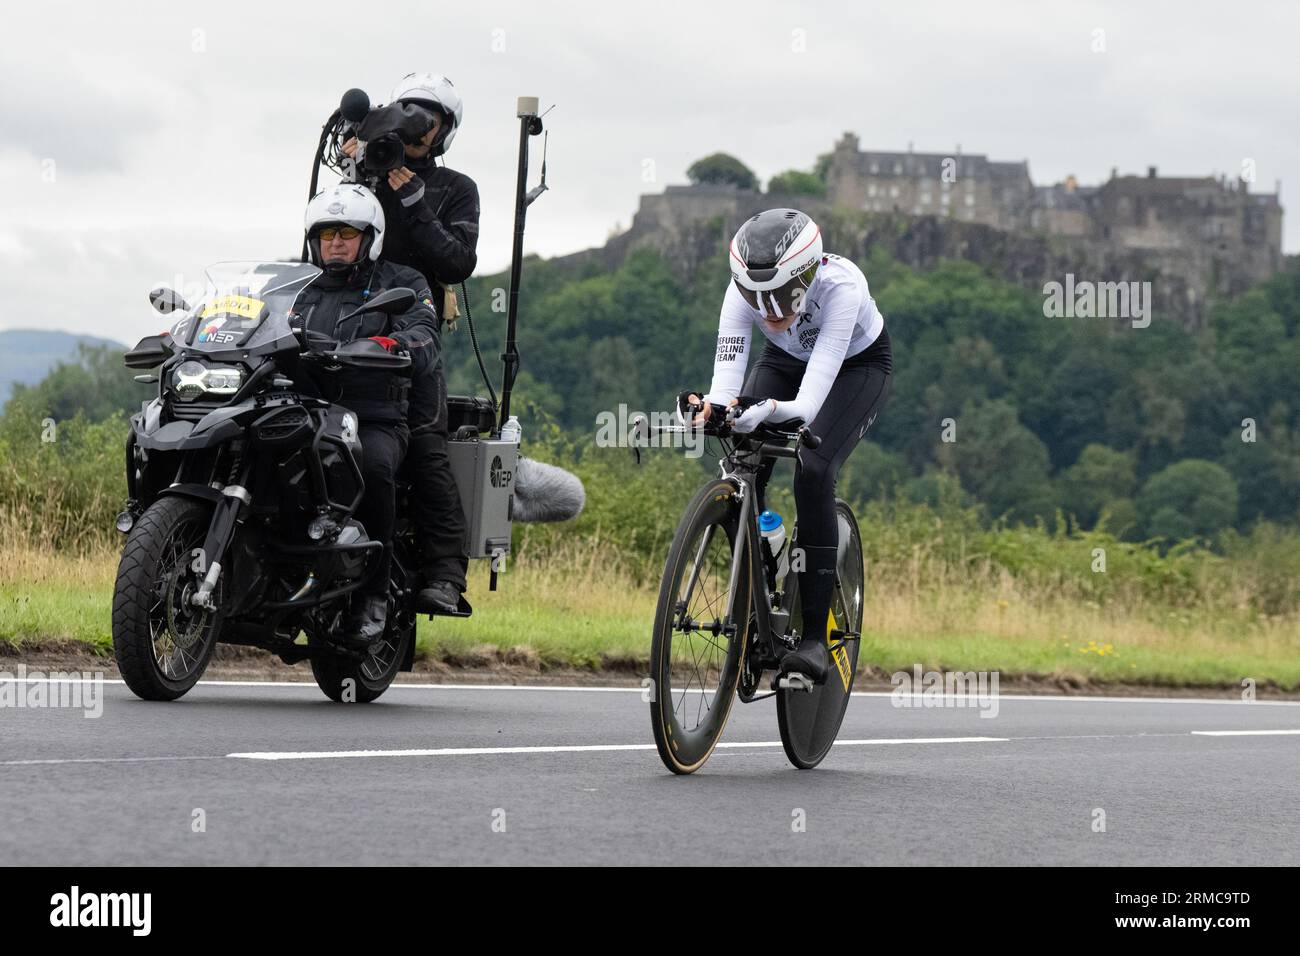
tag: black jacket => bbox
[375,157,481,430]
[376,158,480,300]
[293,260,438,424]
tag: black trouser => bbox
[404,424,469,590]
[355,421,409,596]
[403,364,469,591]
[743,329,892,636]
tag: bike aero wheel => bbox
[777,499,864,769]
[649,479,751,774]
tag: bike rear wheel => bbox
[777,499,864,769]
[649,479,751,774]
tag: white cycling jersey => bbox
[703,253,885,424]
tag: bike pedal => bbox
[775,672,814,693]
[826,629,859,654]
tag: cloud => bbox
[0,61,172,174]
[0,0,1296,347]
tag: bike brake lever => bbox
[629,414,649,466]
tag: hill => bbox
[0,329,128,405]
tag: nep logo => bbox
[489,454,513,489]
[49,886,151,936]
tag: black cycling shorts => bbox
[741,328,892,550]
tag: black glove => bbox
[728,395,764,413]
[676,389,724,427]
[393,173,427,210]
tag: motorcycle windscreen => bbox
[174,261,322,352]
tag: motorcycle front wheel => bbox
[112,496,223,701]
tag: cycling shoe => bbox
[779,636,829,685]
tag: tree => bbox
[940,399,1057,524]
[901,469,975,513]
[767,169,826,198]
[1136,459,1239,541]
[686,153,758,191]
[4,344,140,424]
[813,151,834,184]
[1060,444,1136,528]
[841,443,908,502]
[1219,420,1300,525]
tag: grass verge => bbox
[2,540,1296,689]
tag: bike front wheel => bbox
[649,479,751,774]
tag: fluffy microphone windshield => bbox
[340,88,371,123]
[512,457,585,523]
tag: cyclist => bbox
[680,208,892,684]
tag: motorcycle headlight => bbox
[172,361,244,401]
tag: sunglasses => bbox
[734,276,798,316]
[317,226,362,242]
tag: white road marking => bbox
[0,756,224,766]
[6,728,1295,767]
[3,676,1297,707]
[227,737,1010,761]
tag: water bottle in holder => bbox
[500,415,521,444]
[758,510,790,600]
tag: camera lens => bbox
[363,134,405,174]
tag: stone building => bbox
[824,132,1035,230]
[565,133,1286,330]
[826,132,1284,283]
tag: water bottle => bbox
[758,510,789,587]
[500,415,521,444]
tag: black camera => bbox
[340,89,438,176]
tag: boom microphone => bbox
[511,457,585,523]
[340,88,371,124]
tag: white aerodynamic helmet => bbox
[390,72,463,156]
[729,208,824,316]
[303,183,386,271]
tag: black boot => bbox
[414,579,460,614]
[779,544,838,685]
[346,594,389,647]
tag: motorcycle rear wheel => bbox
[310,601,413,703]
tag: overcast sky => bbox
[1,0,1296,345]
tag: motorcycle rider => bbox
[295,183,439,644]
[682,208,892,684]
[343,72,478,616]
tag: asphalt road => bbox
[1,677,1297,865]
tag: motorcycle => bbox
[113,260,494,703]
[112,96,558,704]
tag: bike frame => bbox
[639,420,806,666]
[717,436,801,664]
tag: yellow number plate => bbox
[200,294,265,320]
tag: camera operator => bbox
[342,73,477,616]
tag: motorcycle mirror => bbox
[341,287,416,322]
[149,286,190,315]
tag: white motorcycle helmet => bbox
[729,208,823,316]
[304,184,386,273]
[390,72,463,156]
